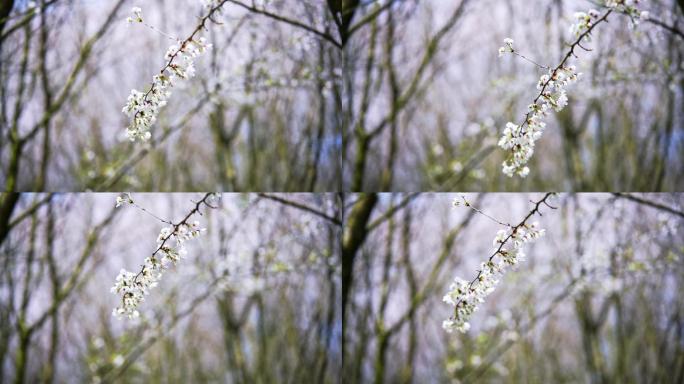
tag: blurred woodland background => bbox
[2,0,683,192]
[342,193,683,383]
[342,0,684,191]
[0,0,342,191]
[0,193,341,383]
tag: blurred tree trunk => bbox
[305,40,328,191]
[652,30,680,191]
[0,193,19,245]
[341,194,377,330]
[373,205,395,384]
[558,105,587,191]
[210,102,241,190]
[399,207,417,384]
[380,7,399,191]
[0,0,14,50]
[218,294,254,383]
[327,0,359,46]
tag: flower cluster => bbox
[498,38,514,57]
[115,192,133,208]
[605,0,648,21]
[126,7,143,24]
[442,222,545,333]
[111,221,205,319]
[570,0,650,41]
[121,6,213,142]
[496,0,650,178]
[570,1,648,39]
[498,64,580,177]
[570,9,604,38]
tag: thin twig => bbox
[613,193,684,219]
[257,193,341,226]
[226,0,342,48]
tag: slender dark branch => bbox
[257,193,341,226]
[511,50,549,69]
[130,200,174,225]
[613,193,684,219]
[645,17,684,40]
[0,0,59,42]
[226,0,342,48]
[346,0,396,39]
[459,195,512,227]
[7,195,53,230]
[150,194,214,259]
[367,193,419,232]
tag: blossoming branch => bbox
[442,193,556,333]
[111,193,216,319]
[121,2,228,142]
[497,0,647,178]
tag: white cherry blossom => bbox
[442,195,554,334]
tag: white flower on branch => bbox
[442,222,544,333]
[111,194,214,320]
[122,37,212,142]
[496,0,647,178]
[126,7,143,24]
[605,0,645,22]
[498,38,514,57]
[122,4,219,142]
[110,269,143,319]
[498,65,580,178]
[442,195,554,334]
[115,193,133,208]
[570,11,595,38]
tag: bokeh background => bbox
[3,0,682,193]
[342,193,683,383]
[342,0,684,191]
[0,0,341,191]
[0,193,341,383]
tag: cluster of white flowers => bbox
[570,9,603,38]
[115,192,133,208]
[498,38,514,57]
[605,0,648,22]
[111,221,205,319]
[121,6,213,142]
[571,2,647,38]
[126,7,143,24]
[498,65,580,177]
[496,1,649,178]
[442,222,545,333]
